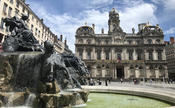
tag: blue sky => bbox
[26,0,175,52]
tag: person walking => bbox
[105,79,108,86]
[120,78,123,83]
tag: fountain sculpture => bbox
[0,15,89,108]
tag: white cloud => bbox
[165,27,175,34]
[91,0,113,5]
[163,0,175,10]
[28,1,158,53]
[120,3,158,33]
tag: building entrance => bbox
[116,67,124,78]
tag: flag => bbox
[117,56,121,63]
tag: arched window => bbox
[97,40,101,45]
[156,39,160,44]
[87,39,91,44]
[105,52,109,60]
[97,50,101,60]
[78,39,83,44]
[128,40,132,45]
[87,50,91,60]
[147,39,152,44]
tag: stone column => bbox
[83,47,86,59]
[146,66,150,78]
[102,68,106,77]
[153,49,157,60]
[162,49,166,60]
[102,48,105,60]
[93,47,96,60]
[155,68,159,79]
[124,66,129,79]
[93,66,97,77]
[135,67,140,78]
[121,49,124,60]
[133,49,137,60]
[112,48,115,60]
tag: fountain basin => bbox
[85,93,172,108]
[82,86,175,107]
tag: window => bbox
[8,7,12,17]
[105,52,109,60]
[32,16,34,21]
[10,0,13,4]
[15,9,19,16]
[16,1,19,7]
[156,39,160,44]
[0,18,4,29]
[117,53,121,60]
[31,24,33,32]
[22,6,25,13]
[87,51,91,60]
[147,39,152,44]
[79,51,83,59]
[137,53,142,60]
[97,51,101,60]
[128,40,132,45]
[158,51,162,60]
[129,52,133,60]
[3,3,8,14]
[149,52,153,60]
[35,28,38,36]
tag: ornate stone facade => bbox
[165,37,175,81]
[75,8,168,80]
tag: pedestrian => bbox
[120,78,123,83]
[105,79,108,86]
[98,78,101,85]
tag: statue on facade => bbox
[2,15,43,52]
[132,27,135,34]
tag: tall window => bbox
[15,9,19,17]
[129,52,133,60]
[137,53,142,60]
[97,51,101,60]
[147,39,152,44]
[158,51,162,60]
[10,0,13,4]
[22,6,25,13]
[149,52,153,60]
[106,52,109,60]
[8,7,12,17]
[79,51,83,59]
[117,53,121,60]
[0,18,4,29]
[16,1,19,7]
[3,3,8,14]
[87,51,91,60]
[31,24,33,32]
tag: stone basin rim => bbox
[82,86,175,105]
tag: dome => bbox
[76,26,94,35]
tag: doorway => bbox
[116,67,124,78]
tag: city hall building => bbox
[75,8,168,80]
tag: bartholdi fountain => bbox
[0,15,89,108]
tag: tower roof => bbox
[109,8,118,14]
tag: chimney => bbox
[64,38,67,45]
[60,35,63,42]
[92,24,95,30]
[101,28,104,34]
[170,37,174,44]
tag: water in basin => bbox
[84,93,172,108]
